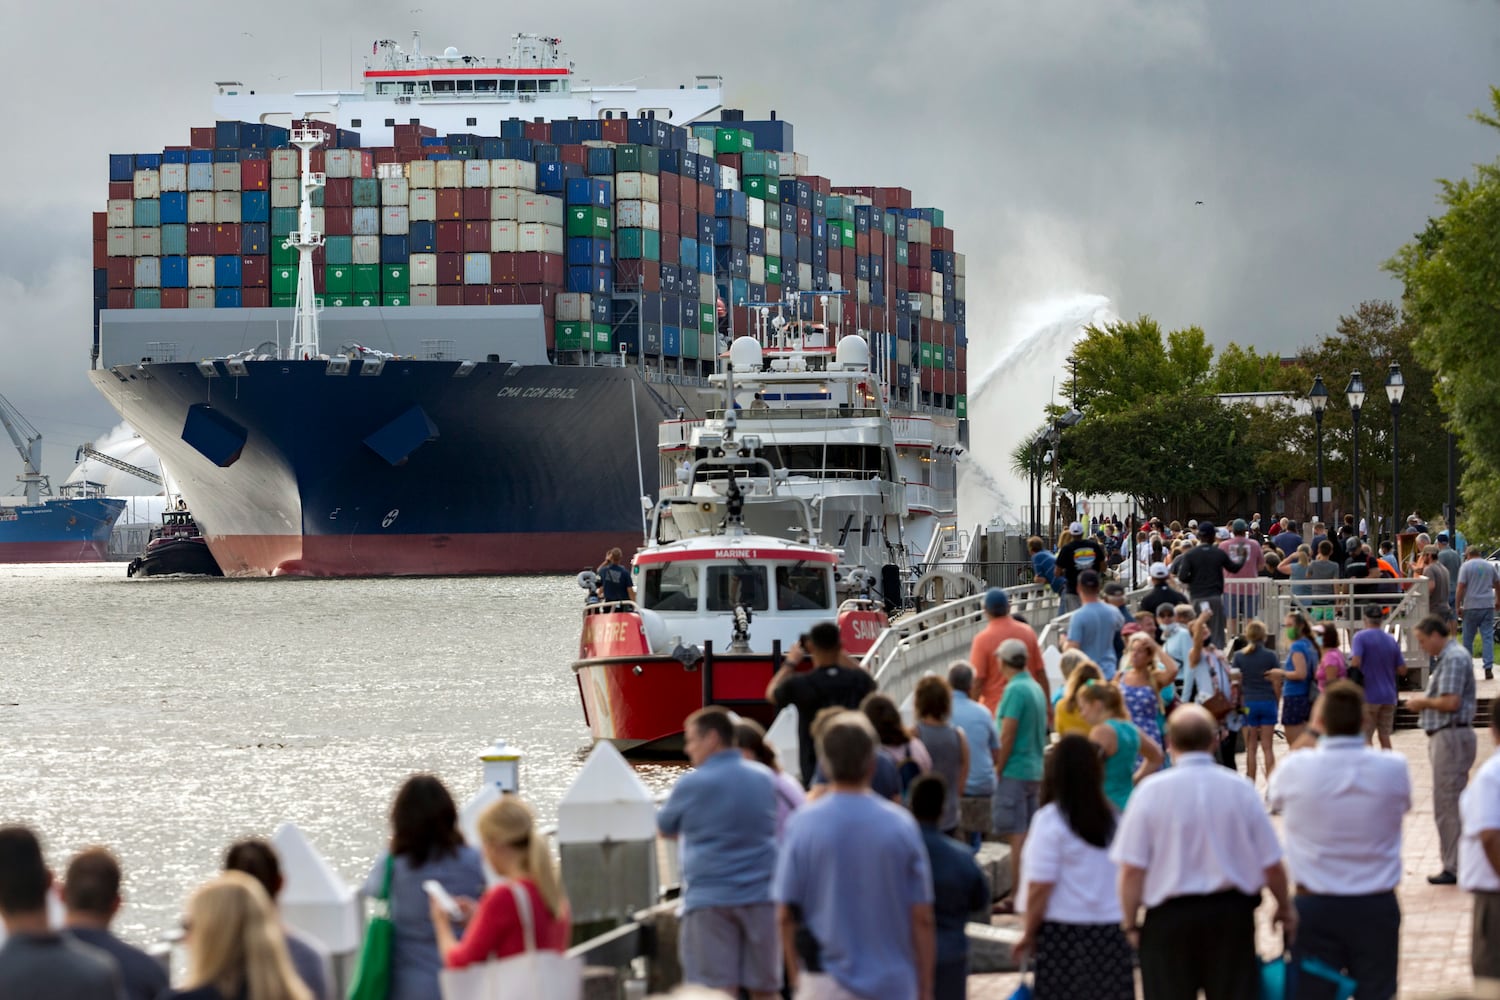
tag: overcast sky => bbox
[0,0,1495,482]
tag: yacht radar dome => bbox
[729,337,763,373]
[835,335,870,371]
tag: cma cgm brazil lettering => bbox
[87,33,968,576]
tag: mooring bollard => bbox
[460,737,523,853]
[271,822,360,996]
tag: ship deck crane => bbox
[74,443,164,488]
[0,392,49,505]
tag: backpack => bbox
[883,744,924,804]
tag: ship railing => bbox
[640,369,710,389]
[693,467,893,483]
[703,407,883,421]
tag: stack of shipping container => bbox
[94,114,967,415]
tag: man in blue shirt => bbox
[1029,536,1063,595]
[775,712,936,1000]
[62,849,169,1000]
[658,707,780,999]
[910,775,990,1000]
[595,547,635,603]
[1065,570,1122,678]
[948,663,1001,851]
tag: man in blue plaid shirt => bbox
[1407,615,1479,885]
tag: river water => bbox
[0,564,680,945]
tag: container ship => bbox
[87,33,968,577]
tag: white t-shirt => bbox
[1016,802,1123,925]
[1461,749,1500,892]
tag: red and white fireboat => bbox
[572,415,889,754]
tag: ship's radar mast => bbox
[286,126,326,360]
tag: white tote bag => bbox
[439,881,582,1000]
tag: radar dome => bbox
[443,46,461,58]
[835,335,870,370]
[729,336,763,372]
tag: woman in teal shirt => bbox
[1269,610,1318,747]
[1078,683,1163,810]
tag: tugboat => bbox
[127,501,223,578]
[572,358,888,753]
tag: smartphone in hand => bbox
[423,879,462,920]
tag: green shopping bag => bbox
[348,855,396,1000]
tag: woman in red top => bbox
[430,797,571,966]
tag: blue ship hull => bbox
[0,497,126,562]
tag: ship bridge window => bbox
[456,79,474,93]
[500,80,516,93]
[377,83,396,95]
[706,443,891,480]
[643,563,699,612]
[776,565,831,611]
[706,565,770,612]
[539,80,558,93]
[432,79,455,93]
[519,80,538,94]
[476,80,497,93]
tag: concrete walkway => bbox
[970,678,1498,998]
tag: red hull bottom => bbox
[206,530,642,577]
[0,541,109,563]
[574,655,779,753]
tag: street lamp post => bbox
[1385,362,1405,542]
[1346,371,1366,537]
[1308,376,1328,523]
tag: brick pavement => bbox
[969,669,1499,999]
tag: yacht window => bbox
[706,565,770,612]
[776,565,831,611]
[540,80,557,93]
[643,563,698,612]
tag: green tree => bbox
[1064,316,1211,415]
[1209,343,1299,394]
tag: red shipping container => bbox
[660,173,680,207]
[490,252,516,282]
[716,153,741,173]
[803,175,832,195]
[855,232,869,256]
[241,256,268,288]
[93,212,107,240]
[107,289,134,309]
[895,265,910,292]
[765,282,781,302]
[876,187,912,210]
[424,146,451,156]
[906,267,924,289]
[435,220,463,254]
[842,248,856,275]
[374,148,398,166]
[323,178,353,207]
[109,181,133,200]
[524,122,550,142]
[661,232,680,261]
[309,148,325,173]
[241,288,269,308]
[323,208,354,235]
[678,203,696,235]
[463,285,490,306]
[93,241,107,269]
[240,159,269,190]
[463,221,489,252]
[313,265,326,293]
[601,119,628,143]
[680,177,698,205]
[698,186,714,215]
[870,230,884,254]
[161,288,188,308]
[357,151,375,178]
[932,227,952,252]
[489,285,518,305]
[187,225,213,254]
[190,127,216,148]
[796,209,811,236]
[436,189,463,221]
[515,284,541,305]
[462,188,490,220]
[106,258,134,289]
[512,252,564,286]
[560,145,586,167]
[919,367,934,392]
[659,207,679,236]
[437,285,463,306]
[437,253,463,284]
[213,224,242,255]
[397,149,423,163]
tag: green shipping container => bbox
[567,205,611,239]
[765,203,781,229]
[883,213,896,237]
[272,265,297,294]
[325,294,350,307]
[351,264,381,294]
[555,321,585,351]
[825,196,845,221]
[714,128,744,154]
[840,221,856,248]
[382,293,408,307]
[616,228,660,262]
[351,177,380,208]
[591,323,612,352]
[956,394,967,419]
[743,176,780,203]
[270,239,295,266]
[920,342,935,367]
[452,146,477,160]
[272,293,294,308]
[742,151,780,177]
[681,329,699,359]
[325,265,352,294]
[383,264,409,291]
[932,208,944,228]
[895,242,909,266]
[765,257,781,282]
[324,235,353,266]
[133,289,160,309]
[352,293,378,307]
[592,207,612,237]
[614,144,660,174]
[700,303,715,334]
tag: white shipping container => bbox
[516,224,563,254]
[406,160,436,188]
[187,192,214,224]
[106,229,132,257]
[933,298,945,322]
[555,293,591,322]
[352,208,380,236]
[410,285,439,306]
[857,279,870,305]
[829,274,843,292]
[310,207,325,233]
[920,293,933,319]
[376,163,404,180]
[107,200,133,228]
[615,200,661,230]
[408,189,437,222]
[516,194,563,226]
[798,262,813,288]
[464,161,491,188]
[720,165,739,192]
[435,160,464,189]
[748,255,765,285]
[489,221,518,252]
[914,219,932,245]
[133,169,160,199]
[614,173,659,202]
[352,236,380,265]
[270,180,299,208]
[463,252,491,285]
[324,149,353,179]
[134,256,160,288]
[159,163,187,193]
[270,149,300,179]
[410,253,438,286]
[133,228,160,257]
[490,160,537,191]
[381,177,410,206]
[699,273,715,303]
[954,252,966,278]
[489,189,522,220]
[766,227,781,257]
[955,276,966,301]
[382,206,410,235]
[188,289,215,308]
[930,272,943,297]
[897,339,913,366]
[214,192,241,223]
[746,197,765,229]
[187,163,213,191]
[695,137,714,157]
[212,163,241,191]
[776,153,796,178]
[188,256,216,288]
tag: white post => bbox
[461,738,523,853]
[270,823,359,995]
[556,742,660,925]
[287,127,327,360]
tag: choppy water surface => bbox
[0,564,680,943]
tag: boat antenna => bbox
[286,126,327,360]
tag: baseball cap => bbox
[1187,519,1198,529]
[1232,518,1248,532]
[1101,580,1126,598]
[1216,527,1231,540]
[1438,531,1450,542]
[1078,569,1101,591]
[1069,521,1084,535]
[997,638,1029,667]
[1149,562,1169,579]
[1197,521,1216,539]
[983,588,1010,615]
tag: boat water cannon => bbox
[577,570,600,604]
[729,604,754,653]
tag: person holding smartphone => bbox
[1176,522,1247,648]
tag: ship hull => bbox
[89,359,711,577]
[0,498,127,563]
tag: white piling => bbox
[556,741,660,925]
[270,822,359,991]
[765,707,800,777]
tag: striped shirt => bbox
[1419,638,1476,733]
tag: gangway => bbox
[74,443,164,488]
[0,392,50,504]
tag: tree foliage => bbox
[1064,316,1212,415]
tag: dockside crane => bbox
[0,392,49,505]
[74,443,163,489]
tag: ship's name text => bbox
[496,387,580,400]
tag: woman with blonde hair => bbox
[432,797,571,966]
[162,871,311,1000]
[1053,657,1103,737]
[1078,684,1162,810]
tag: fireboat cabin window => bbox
[775,565,832,611]
[643,563,699,612]
[706,565,770,612]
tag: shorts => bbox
[1310,605,1335,622]
[1364,703,1396,742]
[1281,693,1311,727]
[959,794,993,837]
[1245,700,1279,728]
[992,777,1040,836]
[680,902,781,992]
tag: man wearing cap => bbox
[1055,521,1107,614]
[1140,563,1188,619]
[992,637,1048,912]
[1220,519,1265,640]
[1176,521,1247,649]
[968,588,1047,714]
[1066,570,1123,679]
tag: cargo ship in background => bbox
[87,32,967,577]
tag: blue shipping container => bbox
[585,146,614,176]
[135,152,163,170]
[215,288,242,308]
[241,191,269,223]
[133,199,161,227]
[533,144,561,165]
[663,326,681,357]
[161,257,188,288]
[109,154,134,181]
[679,237,698,270]
[215,255,242,287]
[699,244,714,274]
[188,149,213,165]
[737,120,794,153]
[591,295,610,323]
[160,192,188,224]
[567,266,594,294]
[215,121,242,148]
[241,224,268,254]
[681,297,698,327]
[591,267,611,297]
[697,214,715,246]
[714,190,747,220]
[747,226,764,255]
[409,221,437,253]
[382,235,408,263]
